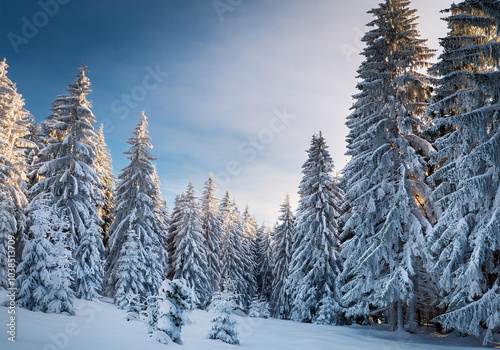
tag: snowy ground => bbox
[0,290,497,350]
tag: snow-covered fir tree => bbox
[113,227,147,312]
[145,294,160,335]
[173,182,210,308]
[16,202,74,314]
[148,279,190,345]
[249,295,271,319]
[29,65,104,300]
[287,133,343,324]
[151,165,169,275]
[426,0,500,343]
[339,0,435,331]
[219,192,248,307]
[26,94,71,193]
[201,174,223,295]
[0,59,31,283]
[106,112,164,304]
[93,124,115,248]
[241,205,258,303]
[41,94,72,142]
[271,194,295,319]
[255,223,273,301]
[208,290,240,345]
[24,116,44,190]
[166,192,185,280]
[157,197,170,276]
[316,294,340,325]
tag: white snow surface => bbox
[0,290,497,350]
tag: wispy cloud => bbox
[3,0,451,224]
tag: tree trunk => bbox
[397,299,404,332]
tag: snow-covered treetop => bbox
[124,111,156,164]
[299,132,340,201]
[67,64,92,107]
[94,124,114,185]
[0,58,14,87]
[202,174,218,210]
[0,57,30,154]
[428,0,498,122]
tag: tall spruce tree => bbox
[93,124,115,248]
[148,279,190,345]
[173,182,210,308]
[166,193,185,280]
[24,116,44,191]
[16,202,74,314]
[29,65,104,300]
[27,95,71,194]
[201,175,223,295]
[0,59,31,284]
[255,223,273,302]
[339,0,435,331]
[106,112,165,305]
[287,133,343,324]
[219,192,248,306]
[208,290,240,345]
[426,1,500,343]
[271,194,295,319]
[151,165,169,274]
[241,205,258,302]
[113,226,147,312]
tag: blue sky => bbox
[1,0,451,224]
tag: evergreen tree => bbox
[173,182,210,308]
[157,197,170,276]
[148,279,190,345]
[41,94,71,142]
[24,116,44,191]
[426,1,500,343]
[26,95,70,194]
[287,133,343,324]
[339,0,435,331]
[208,290,240,345]
[16,202,74,314]
[255,223,273,302]
[271,194,295,319]
[0,59,30,282]
[166,193,185,280]
[201,175,223,295]
[219,192,248,306]
[249,295,271,319]
[106,112,164,303]
[151,165,169,275]
[29,65,104,300]
[241,205,258,302]
[316,294,340,325]
[93,124,115,248]
[114,227,147,312]
[145,294,160,335]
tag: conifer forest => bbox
[1,0,499,349]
